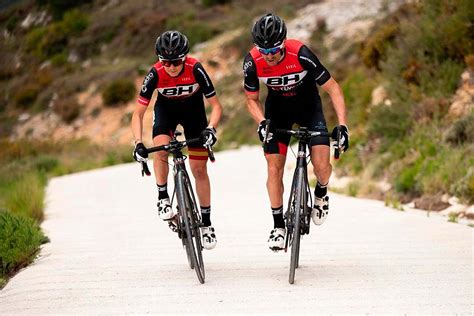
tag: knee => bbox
[154,151,169,163]
[313,161,331,175]
[191,165,208,180]
[267,164,283,180]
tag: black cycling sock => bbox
[157,183,169,200]
[272,206,285,229]
[201,206,211,226]
[314,181,328,199]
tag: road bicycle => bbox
[264,122,340,284]
[140,131,214,284]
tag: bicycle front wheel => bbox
[176,170,205,284]
[289,168,305,284]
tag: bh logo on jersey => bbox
[261,70,308,89]
[158,84,199,97]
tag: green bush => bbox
[5,173,45,222]
[13,84,40,109]
[36,0,92,19]
[0,211,46,279]
[202,0,232,6]
[445,111,474,145]
[33,155,60,173]
[6,14,19,32]
[340,69,377,125]
[50,52,69,66]
[366,101,412,145]
[165,12,217,45]
[24,10,89,60]
[53,97,81,123]
[102,79,136,106]
[451,167,474,204]
[61,10,89,35]
[360,23,399,69]
[394,158,422,194]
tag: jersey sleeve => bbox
[193,63,216,98]
[138,67,158,106]
[298,45,331,86]
[243,53,259,93]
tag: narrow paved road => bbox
[0,147,472,314]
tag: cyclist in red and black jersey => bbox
[132,31,223,250]
[243,14,349,250]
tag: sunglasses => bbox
[159,57,186,67]
[257,43,285,55]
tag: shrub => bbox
[53,97,81,123]
[50,52,68,66]
[394,159,422,194]
[33,155,59,173]
[24,10,88,60]
[0,48,16,79]
[13,84,40,109]
[6,14,19,32]
[202,0,232,6]
[366,101,412,145]
[102,79,136,106]
[5,173,45,222]
[360,23,399,69]
[61,10,89,35]
[444,111,474,145]
[0,211,46,279]
[165,12,217,45]
[340,69,377,125]
[451,167,474,204]
[36,0,92,19]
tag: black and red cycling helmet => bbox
[251,13,287,49]
[155,30,190,59]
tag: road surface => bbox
[0,146,472,314]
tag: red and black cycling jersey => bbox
[137,56,216,106]
[243,39,331,98]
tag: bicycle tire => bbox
[184,174,205,280]
[177,171,205,284]
[289,168,305,284]
[181,217,194,270]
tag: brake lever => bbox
[141,161,151,177]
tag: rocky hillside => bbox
[1,0,473,211]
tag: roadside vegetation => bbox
[310,1,474,205]
[0,138,133,287]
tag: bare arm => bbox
[131,104,148,144]
[245,91,265,124]
[206,95,223,128]
[321,77,347,126]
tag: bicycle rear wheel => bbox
[289,168,305,284]
[176,170,205,284]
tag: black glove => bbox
[133,142,148,162]
[257,119,273,142]
[200,127,217,147]
[331,125,349,153]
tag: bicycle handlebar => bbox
[275,128,330,138]
[139,137,215,177]
[263,119,341,160]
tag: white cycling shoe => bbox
[312,195,329,225]
[268,228,286,251]
[201,226,217,250]
[157,198,174,220]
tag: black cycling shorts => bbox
[152,98,208,160]
[263,96,330,155]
